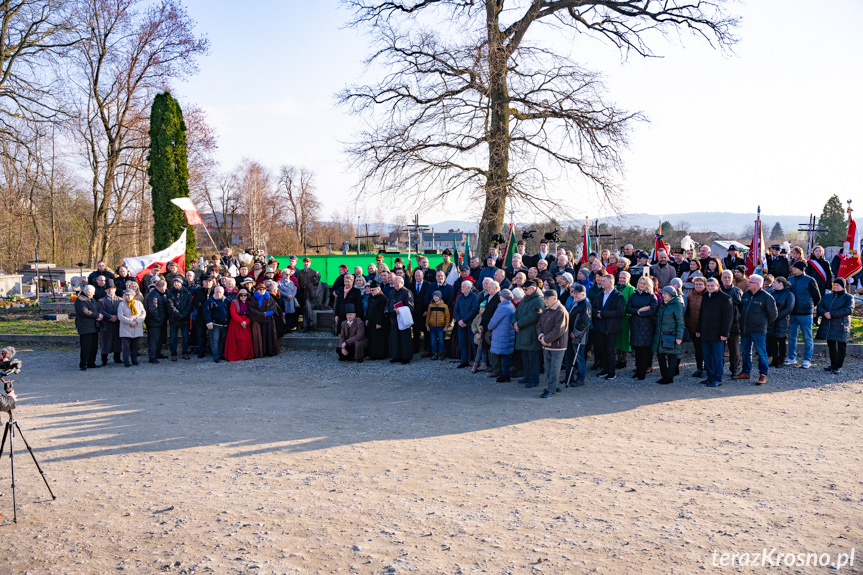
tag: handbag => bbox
[661,334,677,350]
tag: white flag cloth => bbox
[123,230,187,282]
[170,197,204,225]
[396,306,414,330]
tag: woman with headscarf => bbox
[224,288,254,362]
[248,281,280,357]
[653,286,685,384]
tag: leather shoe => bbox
[149,359,159,364]
[457,362,469,368]
[182,354,190,360]
[539,390,552,398]
[171,356,178,361]
[700,378,710,385]
[79,367,87,371]
[657,378,672,384]
[732,373,750,380]
[707,381,722,387]
[496,375,511,383]
[756,375,767,385]
[571,380,585,387]
[421,352,431,358]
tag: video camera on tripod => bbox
[0,346,21,396]
[544,230,566,245]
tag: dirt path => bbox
[0,347,860,574]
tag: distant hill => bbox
[428,213,807,236]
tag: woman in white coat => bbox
[117,289,146,367]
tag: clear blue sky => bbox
[174,0,863,226]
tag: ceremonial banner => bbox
[745,211,767,276]
[170,197,204,226]
[124,230,187,282]
[580,218,591,265]
[502,223,516,268]
[446,235,460,285]
[837,209,862,280]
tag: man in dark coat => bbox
[409,268,432,355]
[295,257,315,332]
[75,285,103,371]
[113,266,133,293]
[695,278,734,387]
[92,275,108,301]
[192,275,215,358]
[591,274,625,380]
[96,281,122,365]
[720,270,744,376]
[386,275,415,363]
[524,239,554,269]
[426,270,454,309]
[141,263,165,290]
[564,284,591,386]
[145,280,168,363]
[165,277,193,360]
[365,281,389,359]
[766,245,790,279]
[337,304,367,362]
[87,261,116,285]
[786,261,821,368]
[733,275,778,385]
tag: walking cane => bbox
[471,336,483,373]
[566,341,582,387]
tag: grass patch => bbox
[850,316,863,344]
[0,319,77,335]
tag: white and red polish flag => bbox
[837,209,862,280]
[170,197,204,226]
[123,230,187,283]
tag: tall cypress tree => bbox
[819,194,847,247]
[149,92,197,263]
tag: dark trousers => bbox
[726,332,742,374]
[208,325,227,359]
[121,337,140,365]
[633,346,653,378]
[169,323,190,356]
[148,325,165,360]
[389,324,413,362]
[458,324,474,364]
[691,333,704,370]
[522,349,542,385]
[500,353,512,376]
[657,353,680,381]
[412,319,426,353]
[196,321,209,356]
[595,331,617,376]
[79,333,99,368]
[702,340,725,383]
[827,340,847,369]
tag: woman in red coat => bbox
[224,288,254,362]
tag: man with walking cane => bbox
[564,284,591,387]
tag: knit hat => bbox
[734,265,746,273]
[499,289,513,301]
[833,277,846,288]
[561,272,573,284]
[172,276,183,285]
[511,287,525,301]
[792,260,807,271]
[662,286,678,297]
[432,290,442,299]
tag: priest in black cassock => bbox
[386,275,415,364]
[365,281,389,359]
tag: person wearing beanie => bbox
[425,290,451,360]
[653,285,685,384]
[785,259,821,368]
[817,277,854,373]
[733,274,778,385]
[487,288,516,382]
[767,276,795,369]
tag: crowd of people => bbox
[73,241,855,397]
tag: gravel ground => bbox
[0,345,859,574]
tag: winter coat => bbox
[203,296,230,327]
[649,262,677,289]
[277,279,297,313]
[425,301,451,329]
[453,291,479,325]
[615,283,635,352]
[74,294,100,335]
[425,283,454,308]
[192,286,213,325]
[788,272,821,315]
[767,255,790,280]
[165,287,193,325]
[97,295,122,353]
[145,289,168,327]
[806,257,833,295]
[769,288,795,339]
[652,294,685,355]
[537,300,569,350]
[817,290,854,342]
[626,289,658,348]
[685,289,706,335]
[488,300,516,355]
[720,284,743,335]
[118,299,146,338]
[695,290,734,343]
[740,288,778,335]
[591,288,625,335]
[680,270,703,295]
[513,291,546,351]
[568,298,592,345]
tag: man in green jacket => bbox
[513,279,545,388]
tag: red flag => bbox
[170,197,204,226]
[650,218,669,264]
[580,218,591,264]
[837,209,862,280]
[123,230,187,282]
[745,213,766,276]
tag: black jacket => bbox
[192,286,214,324]
[723,255,745,271]
[334,286,365,321]
[145,289,168,327]
[767,255,790,280]
[74,294,101,335]
[568,298,592,344]
[410,280,432,318]
[720,284,743,335]
[366,293,388,328]
[739,288,778,335]
[696,290,734,343]
[165,287,193,325]
[591,288,625,335]
[626,290,658,348]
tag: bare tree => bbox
[235,159,271,252]
[68,0,208,264]
[277,165,320,252]
[341,0,738,255]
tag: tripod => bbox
[0,410,56,522]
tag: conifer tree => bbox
[819,195,847,247]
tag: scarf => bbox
[127,298,139,316]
